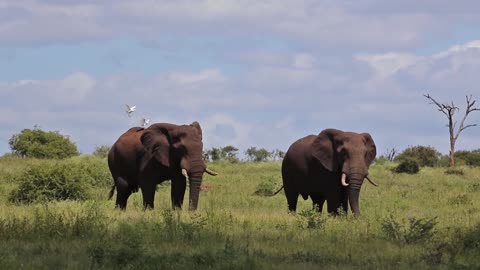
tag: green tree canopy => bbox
[455,149,480,166]
[92,145,111,158]
[394,145,441,167]
[245,147,272,162]
[9,127,79,159]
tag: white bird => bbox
[125,104,136,117]
[141,118,150,127]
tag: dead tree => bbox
[424,93,479,167]
[383,148,397,161]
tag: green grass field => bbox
[0,157,479,269]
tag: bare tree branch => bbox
[424,93,479,167]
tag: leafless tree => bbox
[424,93,479,167]
[383,148,397,161]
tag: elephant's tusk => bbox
[205,168,218,176]
[365,175,378,187]
[341,173,349,187]
[181,168,189,181]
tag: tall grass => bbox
[0,157,479,269]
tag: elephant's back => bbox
[108,127,145,176]
[282,135,316,176]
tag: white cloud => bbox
[432,40,480,59]
[48,72,96,105]
[1,0,476,51]
[355,52,418,78]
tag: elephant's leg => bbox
[114,177,132,210]
[285,189,299,212]
[310,193,325,212]
[340,188,349,213]
[171,177,187,209]
[326,195,341,216]
[140,181,156,209]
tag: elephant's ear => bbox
[140,127,171,168]
[362,133,376,166]
[190,121,202,140]
[311,129,342,172]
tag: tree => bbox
[221,145,239,162]
[272,149,285,161]
[424,94,479,167]
[206,147,223,161]
[9,127,79,159]
[92,145,111,158]
[455,149,480,167]
[245,147,272,162]
[395,146,442,167]
[383,148,397,161]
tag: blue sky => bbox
[1,0,480,156]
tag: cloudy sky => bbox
[1,0,480,156]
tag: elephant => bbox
[280,128,377,216]
[107,121,217,210]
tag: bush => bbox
[395,146,441,167]
[92,145,111,158]
[68,156,112,187]
[297,209,327,229]
[382,214,438,245]
[9,162,88,204]
[8,156,110,204]
[253,177,281,196]
[394,160,420,174]
[8,127,79,159]
[455,150,480,167]
[444,168,465,176]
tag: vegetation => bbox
[395,145,442,167]
[8,156,111,204]
[204,146,239,162]
[204,146,285,162]
[93,145,111,158]
[394,160,420,174]
[245,147,272,162]
[0,156,479,269]
[424,94,479,167]
[8,127,79,159]
[455,149,480,166]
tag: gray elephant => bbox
[280,128,377,216]
[108,122,217,210]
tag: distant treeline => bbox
[5,127,480,167]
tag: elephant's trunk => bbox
[188,177,202,211]
[347,178,363,217]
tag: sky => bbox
[1,0,480,156]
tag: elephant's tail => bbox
[108,184,116,200]
[269,185,284,196]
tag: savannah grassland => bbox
[0,156,479,270]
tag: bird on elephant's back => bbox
[280,128,378,216]
[107,121,218,210]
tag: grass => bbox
[0,157,479,269]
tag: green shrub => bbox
[444,168,465,176]
[9,162,89,204]
[8,127,79,159]
[68,155,112,187]
[395,146,441,167]
[382,214,438,245]
[8,156,110,204]
[394,160,420,174]
[455,150,480,167]
[92,145,111,158]
[297,209,327,229]
[253,177,281,196]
